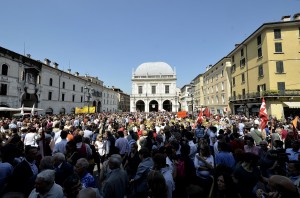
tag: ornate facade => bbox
[130,62,178,112]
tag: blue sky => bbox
[0,0,299,94]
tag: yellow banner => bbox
[75,106,95,114]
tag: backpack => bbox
[195,127,205,138]
[77,143,88,159]
[176,159,185,178]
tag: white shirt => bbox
[83,129,93,138]
[53,130,62,144]
[95,140,105,156]
[194,153,214,177]
[24,133,36,146]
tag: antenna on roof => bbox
[23,42,26,56]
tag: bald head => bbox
[268,175,298,197]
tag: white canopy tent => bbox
[0,107,43,111]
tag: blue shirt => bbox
[215,151,236,169]
[81,172,96,188]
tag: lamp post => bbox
[84,84,93,114]
[190,81,195,119]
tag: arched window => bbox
[45,108,53,115]
[49,78,53,86]
[2,64,8,76]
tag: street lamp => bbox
[189,81,195,119]
[84,84,93,114]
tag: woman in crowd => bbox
[214,172,239,198]
[194,144,214,178]
[124,142,141,180]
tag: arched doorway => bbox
[163,100,172,112]
[21,93,38,107]
[97,101,101,112]
[0,104,10,117]
[60,108,65,114]
[149,100,158,112]
[136,100,145,112]
[92,101,97,113]
[71,107,75,114]
[45,108,53,115]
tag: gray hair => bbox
[77,158,89,170]
[53,152,66,163]
[39,156,54,171]
[109,154,122,167]
[37,169,55,183]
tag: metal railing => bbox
[229,90,300,101]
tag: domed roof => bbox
[134,62,174,76]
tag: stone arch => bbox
[21,93,38,108]
[136,100,145,112]
[149,100,159,112]
[60,108,65,114]
[163,100,172,112]
[97,101,101,112]
[45,108,53,115]
[0,104,10,117]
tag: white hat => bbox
[254,120,260,125]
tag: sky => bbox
[0,0,299,94]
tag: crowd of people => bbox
[0,111,299,198]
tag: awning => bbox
[283,102,300,108]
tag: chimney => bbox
[44,58,51,65]
[206,66,208,71]
[53,62,59,69]
[75,72,79,76]
[67,68,71,74]
[281,15,291,21]
[235,44,240,48]
[26,54,31,58]
[294,13,300,21]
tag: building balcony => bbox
[229,90,300,102]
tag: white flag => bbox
[31,104,35,116]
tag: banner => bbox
[75,106,96,114]
[177,111,187,118]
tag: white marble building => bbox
[130,62,178,112]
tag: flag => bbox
[204,107,211,118]
[259,98,268,131]
[292,116,299,139]
[196,109,203,124]
[31,104,35,116]
[21,104,24,114]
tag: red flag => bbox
[196,110,203,124]
[204,107,211,118]
[292,116,299,139]
[259,98,268,131]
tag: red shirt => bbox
[281,129,288,140]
